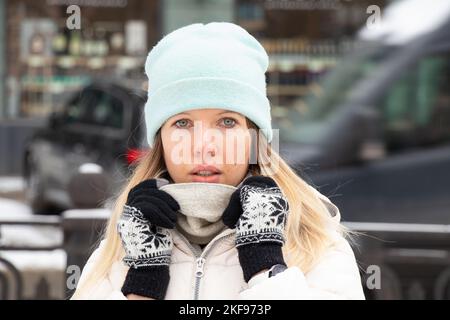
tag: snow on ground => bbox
[0,189,112,275]
[0,197,62,248]
[0,197,32,218]
[63,207,111,220]
[0,197,64,272]
[0,224,62,248]
[0,176,25,193]
[0,249,67,271]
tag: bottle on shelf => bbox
[69,30,82,56]
[52,27,69,56]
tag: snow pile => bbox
[0,198,62,248]
[0,176,25,193]
[0,249,67,271]
[359,0,450,45]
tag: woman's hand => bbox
[222,176,290,282]
[117,179,180,300]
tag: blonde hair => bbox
[71,120,351,299]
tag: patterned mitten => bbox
[117,179,180,299]
[222,176,289,282]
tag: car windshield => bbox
[272,43,392,145]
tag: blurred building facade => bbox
[0,0,393,120]
[0,0,390,175]
[2,0,160,119]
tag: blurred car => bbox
[23,80,148,214]
[274,0,450,224]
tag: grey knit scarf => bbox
[156,171,252,245]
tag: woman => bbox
[71,22,365,300]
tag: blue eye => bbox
[222,118,236,128]
[175,119,190,128]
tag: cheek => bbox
[161,128,195,181]
[221,131,251,165]
[163,140,189,171]
[161,128,181,168]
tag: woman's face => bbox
[160,108,252,186]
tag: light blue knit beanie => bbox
[143,22,273,148]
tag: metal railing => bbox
[0,212,106,300]
[1,214,450,299]
[0,216,62,299]
[344,221,450,300]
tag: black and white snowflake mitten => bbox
[118,204,173,267]
[117,179,180,299]
[222,176,289,282]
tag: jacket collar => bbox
[109,226,238,291]
[170,226,236,258]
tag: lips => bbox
[189,165,222,183]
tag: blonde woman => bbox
[71,22,365,300]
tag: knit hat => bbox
[143,22,273,148]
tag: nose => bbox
[196,143,216,157]
[193,123,219,163]
[194,138,218,163]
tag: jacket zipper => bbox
[175,230,235,300]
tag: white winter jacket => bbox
[72,187,366,300]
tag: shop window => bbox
[235,0,388,107]
[5,0,159,119]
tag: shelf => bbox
[20,85,83,93]
[267,85,311,96]
[20,103,53,117]
[21,55,145,69]
[268,54,337,72]
[20,75,91,93]
[238,19,266,31]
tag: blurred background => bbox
[0,0,449,300]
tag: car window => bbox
[379,50,450,151]
[272,45,391,144]
[88,90,124,129]
[63,89,97,125]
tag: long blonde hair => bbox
[71,120,350,299]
